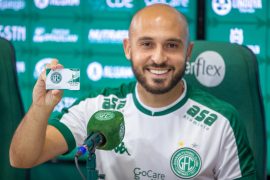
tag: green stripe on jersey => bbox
[188,85,255,176]
[48,118,76,153]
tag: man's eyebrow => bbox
[137,37,154,41]
[166,38,183,44]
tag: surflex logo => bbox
[183,105,218,130]
[186,51,225,87]
[170,148,201,179]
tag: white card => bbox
[46,68,80,90]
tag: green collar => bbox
[132,80,189,116]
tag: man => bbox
[10,4,256,179]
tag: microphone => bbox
[75,110,125,157]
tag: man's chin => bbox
[143,84,171,94]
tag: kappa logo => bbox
[114,142,130,156]
[170,147,202,179]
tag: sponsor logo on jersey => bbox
[212,0,262,15]
[183,105,218,130]
[33,27,78,43]
[87,62,134,81]
[133,167,165,180]
[34,0,80,9]
[0,0,25,11]
[114,142,130,155]
[230,27,260,55]
[185,51,225,87]
[106,0,133,8]
[88,29,128,44]
[102,97,127,110]
[170,147,201,179]
[0,25,26,42]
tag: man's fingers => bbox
[46,59,61,70]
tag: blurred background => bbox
[0,0,269,179]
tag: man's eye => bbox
[167,43,178,49]
[141,42,152,47]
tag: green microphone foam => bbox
[87,110,125,150]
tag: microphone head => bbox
[87,110,125,150]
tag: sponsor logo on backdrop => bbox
[0,0,25,11]
[133,167,165,180]
[144,0,189,8]
[170,148,202,179]
[16,61,26,74]
[54,97,77,112]
[229,28,260,54]
[185,51,226,87]
[0,25,26,41]
[212,0,262,15]
[106,0,133,8]
[88,29,128,44]
[34,0,80,9]
[34,58,54,78]
[33,27,78,43]
[230,28,244,44]
[87,62,134,81]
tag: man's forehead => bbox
[129,4,188,38]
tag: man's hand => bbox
[33,59,63,108]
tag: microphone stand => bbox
[86,135,105,180]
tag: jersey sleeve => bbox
[48,99,91,153]
[215,109,256,179]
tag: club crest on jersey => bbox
[170,147,202,179]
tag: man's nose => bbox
[151,46,167,64]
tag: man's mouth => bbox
[148,69,171,75]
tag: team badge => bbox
[170,147,202,179]
[50,72,62,84]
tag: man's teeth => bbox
[149,69,169,75]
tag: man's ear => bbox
[186,42,194,62]
[123,38,131,60]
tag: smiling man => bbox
[10,4,256,180]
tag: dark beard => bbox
[131,61,186,94]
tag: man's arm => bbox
[9,59,67,168]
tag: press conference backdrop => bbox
[0,0,269,175]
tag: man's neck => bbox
[136,81,184,108]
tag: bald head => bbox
[128,4,189,42]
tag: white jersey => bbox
[49,80,256,180]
